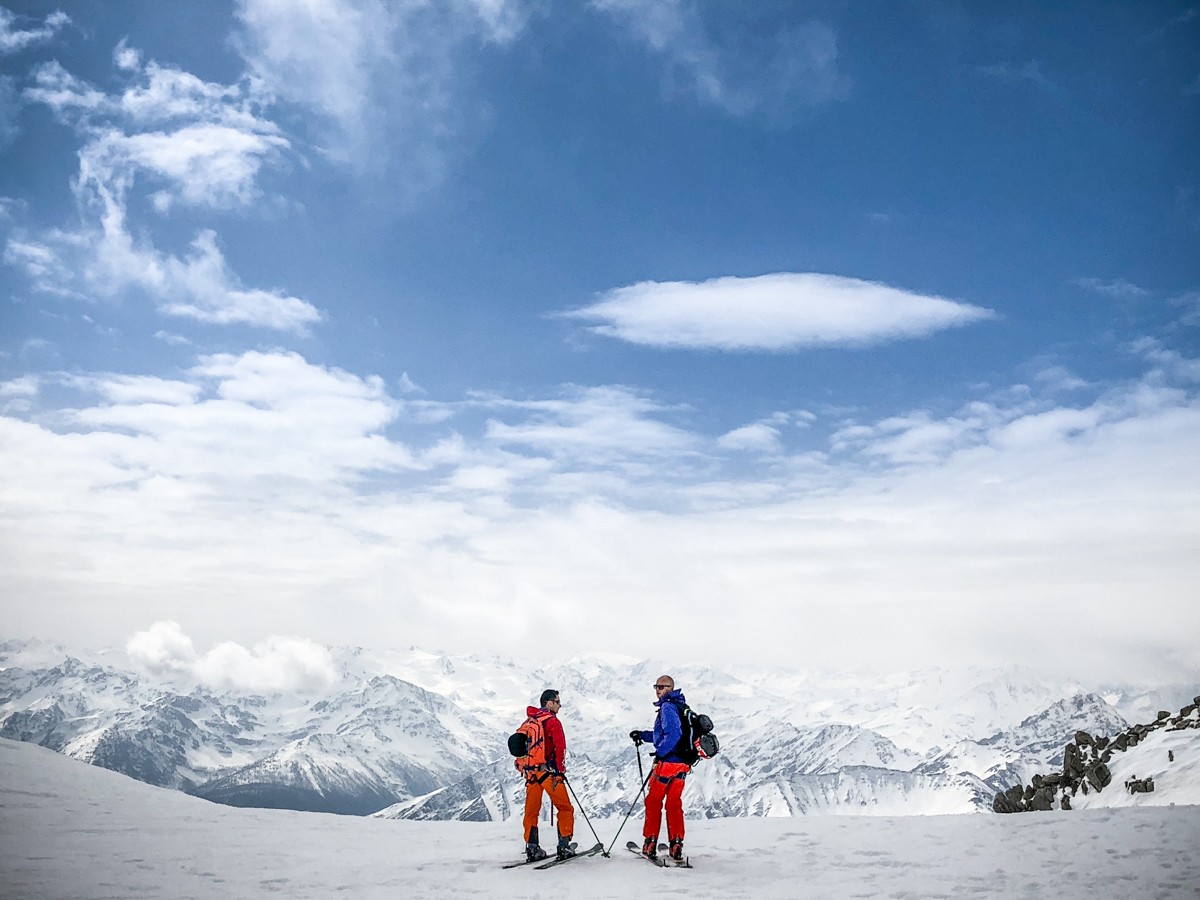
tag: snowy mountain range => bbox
[1,637,1195,821]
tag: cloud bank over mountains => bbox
[3,338,1196,680]
[126,621,337,693]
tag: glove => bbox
[629,730,643,745]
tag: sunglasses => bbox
[654,684,671,690]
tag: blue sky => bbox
[1,1,1197,682]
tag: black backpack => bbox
[668,700,719,766]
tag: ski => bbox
[658,842,693,867]
[534,842,604,870]
[502,842,575,869]
[501,857,545,870]
[626,840,668,867]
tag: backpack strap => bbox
[665,699,693,758]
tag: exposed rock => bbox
[1125,777,1154,794]
[1084,762,1111,792]
[1028,786,1054,811]
[991,700,1199,814]
[992,790,1023,814]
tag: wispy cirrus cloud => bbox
[0,74,20,148]
[6,49,319,331]
[974,59,1063,96]
[233,0,531,176]
[0,7,70,55]
[0,4,71,147]
[481,385,697,461]
[1074,276,1151,299]
[592,0,849,118]
[27,55,290,212]
[562,272,995,351]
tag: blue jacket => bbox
[639,689,689,764]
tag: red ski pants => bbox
[523,773,574,843]
[643,761,690,840]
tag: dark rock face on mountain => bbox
[992,696,1200,813]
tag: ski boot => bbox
[556,834,576,860]
[525,842,548,862]
[641,834,658,859]
[669,837,684,862]
[526,826,548,862]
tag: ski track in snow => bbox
[2,739,1199,899]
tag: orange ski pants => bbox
[523,773,574,842]
[643,761,689,840]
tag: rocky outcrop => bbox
[1124,776,1154,794]
[992,695,1199,813]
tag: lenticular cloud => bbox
[566,272,995,350]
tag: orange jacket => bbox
[526,705,567,773]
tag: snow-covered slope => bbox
[1071,722,1200,809]
[3,737,1199,900]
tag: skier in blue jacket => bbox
[629,674,691,861]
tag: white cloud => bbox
[1074,277,1150,300]
[592,0,849,117]
[1132,337,1200,383]
[717,422,783,454]
[1033,365,1091,393]
[0,75,19,148]
[563,272,995,350]
[233,0,529,174]
[0,375,38,398]
[83,124,288,211]
[1169,290,1200,327]
[3,238,84,297]
[127,621,336,693]
[3,349,1198,682]
[12,55,317,331]
[30,57,291,212]
[974,60,1062,95]
[153,330,193,346]
[126,620,198,673]
[0,8,69,55]
[158,230,320,330]
[23,60,107,116]
[64,373,200,406]
[482,385,697,461]
[833,409,998,465]
[60,350,413,482]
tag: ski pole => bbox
[560,775,608,855]
[636,742,646,802]
[604,765,653,856]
